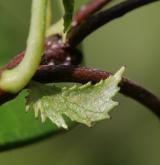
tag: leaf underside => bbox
[26,67,125,129]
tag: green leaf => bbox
[0,91,75,151]
[26,67,125,129]
[62,0,75,32]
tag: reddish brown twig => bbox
[1,64,160,118]
[3,34,83,70]
[68,0,159,47]
[3,35,67,69]
[34,65,160,117]
[1,45,159,116]
[72,0,112,28]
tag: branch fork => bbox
[0,0,160,118]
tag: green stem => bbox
[0,0,48,93]
[46,0,52,30]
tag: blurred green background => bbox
[0,0,160,165]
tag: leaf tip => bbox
[114,66,125,79]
